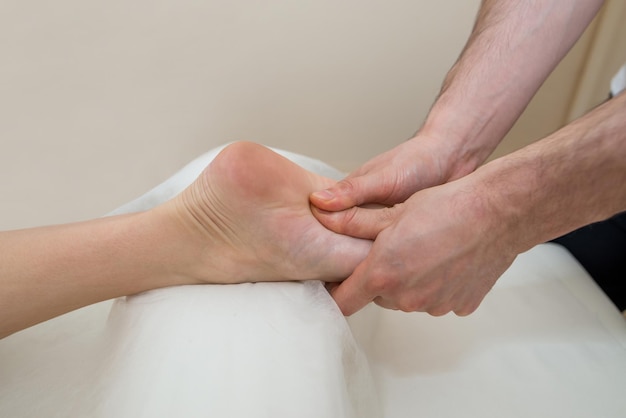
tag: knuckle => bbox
[341,207,361,231]
[396,300,419,313]
[321,211,349,234]
[316,207,361,235]
[396,294,428,313]
[364,276,388,295]
[453,308,472,317]
[364,271,401,295]
[454,288,489,316]
[454,302,480,317]
[336,178,358,195]
[428,305,452,317]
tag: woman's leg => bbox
[1,142,372,337]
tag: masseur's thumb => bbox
[311,204,398,240]
[310,174,386,212]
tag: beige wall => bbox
[1,1,624,230]
[493,0,626,159]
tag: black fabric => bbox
[551,211,626,312]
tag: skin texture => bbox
[167,141,372,284]
[311,0,615,316]
[0,141,371,338]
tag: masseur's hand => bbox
[312,173,519,316]
[310,134,469,212]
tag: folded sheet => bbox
[84,282,378,418]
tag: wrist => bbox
[415,105,495,183]
[468,158,544,255]
[466,145,590,255]
[471,92,626,252]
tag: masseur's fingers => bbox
[310,174,390,212]
[311,204,399,240]
[330,178,519,317]
[310,137,446,212]
[318,231,373,282]
[329,221,408,315]
[328,261,377,316]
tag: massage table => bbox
[1,144,625,417]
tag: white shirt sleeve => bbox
[610,64,626,96]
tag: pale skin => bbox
[311,0,623,316]
[0,141,371,338]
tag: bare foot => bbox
[168,141,372,284]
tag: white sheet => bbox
[1,145,625,417]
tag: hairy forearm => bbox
[0,211,197,338]
[475,91,626,253]
[421,0,604,180]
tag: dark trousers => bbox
[551,211,626,312]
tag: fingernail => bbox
[312,189,334,201]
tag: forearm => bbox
[420,0,604,180]
[0,211,197,338]
[475,91,626,253]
